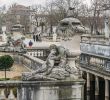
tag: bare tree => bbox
[85,0,110,34]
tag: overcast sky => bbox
[84,0,91,6]
[0,0,48,7]
[0,0,91,7]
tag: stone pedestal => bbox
[18,80,85,100]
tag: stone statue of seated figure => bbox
[22,44,81,81]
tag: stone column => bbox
[95,76,99,100]
[105,79,109,100]
[87,72,90,100]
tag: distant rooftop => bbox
[9,4,30,11]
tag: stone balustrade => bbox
[0,46,79,73]
[79,53,110,80]
[13,54,44,71]
[26,47,50,60]
[0,46,49,61]
[0,80,85,100]
[81,35,110,45]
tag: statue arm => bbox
[48,53,60,60]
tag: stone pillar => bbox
[95,76,99,100]
[105,79,109,100]
[87,72,90,100]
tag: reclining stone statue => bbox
[22,44,81,81]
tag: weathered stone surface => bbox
[22,44,81,81]
[2,36,26,53]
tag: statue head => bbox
[49,44,59,55]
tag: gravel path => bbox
[0,64,30,79]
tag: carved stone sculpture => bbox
[3,36,26,52]
[22,44,81,81]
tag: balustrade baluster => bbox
[38,51,40,57]
[8,89,15,100]
[36,50,38,57]
[35,52,37,57]
[41,51,43,57]
[39,51,41,57]
[33,52,35,57]
[0,89,6,100]
[42,50,44,57]
[43,50,46,57]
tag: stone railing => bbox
[0,46,80,72]
[81,35,110,45]
[79,53,110,78]
[26,47,50,60]
[0,46,50,60]
[0,80,85,100]
[13,54,44,71]
[80,60,110,80]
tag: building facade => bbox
[6,4,35,34]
